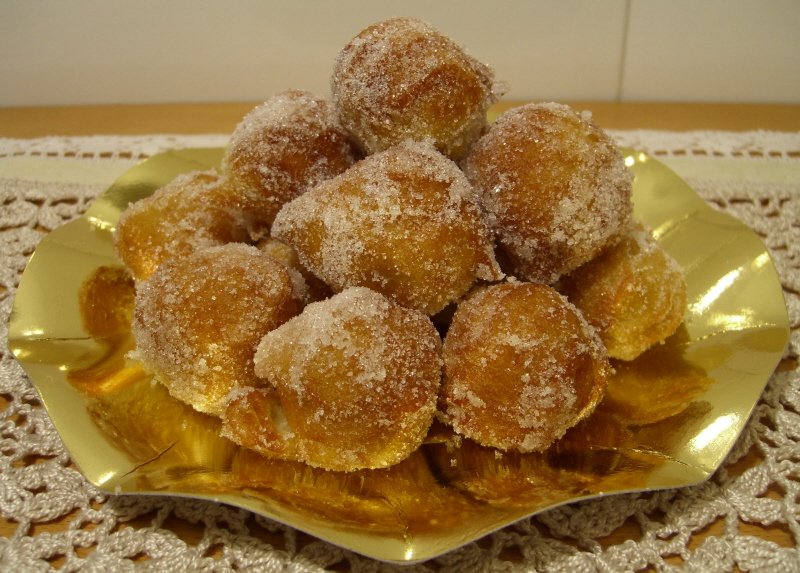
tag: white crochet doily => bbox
[1,132,799,572]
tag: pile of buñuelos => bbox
[115,17,686,472]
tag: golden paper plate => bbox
[8,148,790,564]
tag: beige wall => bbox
[1,0,798,106]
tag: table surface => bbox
[1,100,798,567]
[2,101,800,138]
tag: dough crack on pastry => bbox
[256,237,332,305]
[221,287,443,471]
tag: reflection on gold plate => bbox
[7,148,789,564]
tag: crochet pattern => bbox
[1,132,798,572]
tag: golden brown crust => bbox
[222,90,358,239]
[114,170,248,281]
[78,265,135,339]
[271,140,502,315]
[559,223,687,360]
[131,243,302,415]
[221,287,442,471]
[256,237,332,305]
[441,282,610,452]
[331,17,501,159]
[117,20,689,474]
[462,102,633,284]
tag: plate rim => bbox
[7,147,791,564]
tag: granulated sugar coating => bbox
[114,17,689,474]
[331,17,502,160]
[114,170,250,281]
[131,243,302,416]
[271,139,503,315]
[221,287,442,472]
[559,223,687,361]
[462,102,633,284]
[222,90,358,239]
[441,282,611,453]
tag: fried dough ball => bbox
[331,17,502,160]
[221,287,442,471]
[271,140,503,315]
[462,102,633,284]
[256,237,332,304]
[222,90,358,239]
[440,282,611,453]
[114,170,248,281]
[559,223,687,361]
[131,243,302,416]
